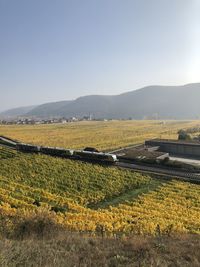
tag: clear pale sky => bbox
[0,0,200,111]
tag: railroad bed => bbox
[116,162,200,184]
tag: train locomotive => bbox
[0,135,18,147]
[73,150,117,163]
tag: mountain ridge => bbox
[1,83,200,119]
[0,105,37,118]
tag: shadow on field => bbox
[0,208,199,267]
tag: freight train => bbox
[5,139,116,163]
[0,135,117,163]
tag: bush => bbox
[13,208,63,239]
[178,130,191,140]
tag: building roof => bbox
[115,145,168,160]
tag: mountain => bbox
[26,100,73,117]
[2,83,200,119]
[0,105,37,118]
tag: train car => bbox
[0,136,18,147]
[16,143,40,153]
[40,146,74,157]
[73,150,117,163]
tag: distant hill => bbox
[26,100,73,117]
[2,83,200,119]
[0,105,37,118]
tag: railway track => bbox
[116,161,200,183]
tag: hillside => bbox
[2,83,200,119]
[25,100,73,117]
[51,83,200,119]
[24,83,200,119]
[0,105,37,118]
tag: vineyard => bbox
[1,120,200,150]
[0,146,17,159]
[0,146,200,235]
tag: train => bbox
[0,135,18,147]
[16,143,40,153]
[40,146,74,157]
[14,142,117,163]
[73,150,117,163]
[0,135,117,163]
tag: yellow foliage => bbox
[1,121,200,235]
[1,120,200,150]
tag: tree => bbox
[178,130,191,141]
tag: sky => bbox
[0,0,200,111]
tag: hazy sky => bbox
[0,0,200,111]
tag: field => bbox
[0,144,200,236]
[0,120,200,238]
[1,120,200,150]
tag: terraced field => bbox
[1,120,200,150]
[0,146,200,235]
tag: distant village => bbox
[0,112,168,125]
[0,115,111,125]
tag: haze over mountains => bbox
[0,106,37,118]
[1,83,200,120]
